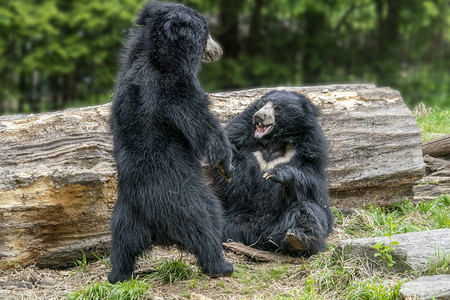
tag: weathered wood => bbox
[0,84,425,268]
[223,242,303,263]
[413,155,450,201]
[422,134,450,158]
[0,107,115,268]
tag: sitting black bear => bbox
[108,1,234,283]
[212,91,334,256]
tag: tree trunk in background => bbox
[246,0,264,56]
[18,74,27,113]
[62,74,71,108]
[0,84,424,269]
[49,74,60,111]
[217,0,243,59]
[29,70,40,113]
[374,0,402,80]
[301,8,327,84]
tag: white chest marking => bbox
[252,145,296,171]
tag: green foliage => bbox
[372,240,399,269]
[1,0,448,114]
[0,0,143,113]
[67,278,151,300]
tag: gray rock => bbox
[400,275,450,300]
[338,229,450,273]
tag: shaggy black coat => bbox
[108,1,234,283]
[212,91,334,256]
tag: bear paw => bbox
[263,169,286,184]
[108,271,132,284]
[285,229,308,251]
[202,260,234,277]
[218,162,235,181]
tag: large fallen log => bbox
[0,84,424,268]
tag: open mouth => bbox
[254,122,274,139]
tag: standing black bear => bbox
[212,91,334,256]
[108,1,234,283]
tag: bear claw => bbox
[263,171,274,180]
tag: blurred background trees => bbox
[0,0,448,114]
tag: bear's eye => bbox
[274,105,281,113]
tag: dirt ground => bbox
[0,243,311,300]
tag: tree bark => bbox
[0,84,424,268]
[422,134,450,158]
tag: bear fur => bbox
[108,1,234,283]
[212,91,334,256]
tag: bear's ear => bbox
[136,1,168,26]
[163,11,204,41]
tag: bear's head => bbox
[252,91,320,140]
[133,1,222,72]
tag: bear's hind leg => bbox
[108,206,152,283]
[171,193,233,277]
[269,201,330,256]
[222,212,264,247]
[194,236,234,277]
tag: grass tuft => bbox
[67,278,151,300]
[147,256,195,284]
[424,249,450,275]
[73,252,89,273]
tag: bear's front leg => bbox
[263,164,322,198]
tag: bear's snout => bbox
[202,35,223,62]
[253,102,275,125]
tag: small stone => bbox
[400,275,450,300]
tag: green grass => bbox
[73,252,89,273]
[424,249,450,275]
[414,105,449,142]
[67,278,151,300]
[65,195,450,299]
[338,194,450,238]
[66,256,194,299]
[146,256,196,284]
[291,247,403,299]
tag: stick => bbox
[223,242,304,264]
